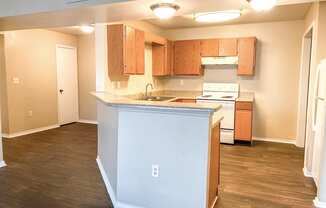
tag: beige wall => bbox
[316,2,326,63]
[1,29,77,134]
[161,20,304,139]
[0,35,5,162]
[0,34,8,134]
[77,33,97,121]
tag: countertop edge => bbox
[93,92,222,114]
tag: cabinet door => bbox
[107,24,124,77]
[238,37,256,76]
[174,40,201,75]
[235,109,252,141]
[124,26,136,74]
[219,38,238,56]
[135,29,145,74]
[200,39,219,57]
[208,123,220,208]
[166,41,174,75]
[153,41,174,76]
[152,44,165,76]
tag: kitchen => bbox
[0,0,324,208]
[94,22,258,207]
[92,1,308,207]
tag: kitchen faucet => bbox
[145,83,154,98]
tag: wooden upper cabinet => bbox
[107,24,124,77]
[218,38,238,56]
[124,26,136,74]
[152,44,165,76]
[135,29,145,74]
[166,41,174,75]
[200,39,219,57]
[238,37,257,76]
[107,24,145,76]
[174,40,202,75]
[152,41,174,76]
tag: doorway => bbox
[296,24,317,179]
[56,45,79,125]
[297,27,313,148]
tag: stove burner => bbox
[220,96,234,99]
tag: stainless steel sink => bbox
[137,96,176,102]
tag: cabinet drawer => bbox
[236,102,253,110]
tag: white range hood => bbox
[201,56,238,66]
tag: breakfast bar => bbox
[94,92,222,208]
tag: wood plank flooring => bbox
[216,142,316,208]
[0,123,112,208]
[0,123,316,208]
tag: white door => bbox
[56,45,79,125]
[312,60,326,182]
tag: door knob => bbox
[59,89,64,94]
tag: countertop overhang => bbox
[92,92,222,114]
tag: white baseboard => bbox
[253,137,296,144]
[96,156,143,208]
[303,167,313,178]
[2,124,60,139]
[0,161,7,168]
[314,197,326,208]
[78,119,98,125]
[96,156,117,205]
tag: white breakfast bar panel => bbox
[95,94,220,208]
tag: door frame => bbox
[296,22,315,148]
[56,44,79,125]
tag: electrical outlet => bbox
[28,110,33,117]
[180,79,184,86]
[152,165,159,178]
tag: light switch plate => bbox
[13,77,20,84]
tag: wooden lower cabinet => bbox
[208,123,220,208]
[234,101,253,142]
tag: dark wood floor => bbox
[0,123,316,208]
[0,123,112,208]
[216,142,316,208]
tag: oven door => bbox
[197,99,235,130]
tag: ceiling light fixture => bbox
[150,3,180,19]
[80,25,94,33]
[247,0,277,11]
[195,10,241,23]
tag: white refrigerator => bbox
[312,60,326,184]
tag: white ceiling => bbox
[0,0,318,31]
[145,3,312,29]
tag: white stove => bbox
[197,83,239,144]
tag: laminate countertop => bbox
[92,91,222,113]
[236,92,255,102]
